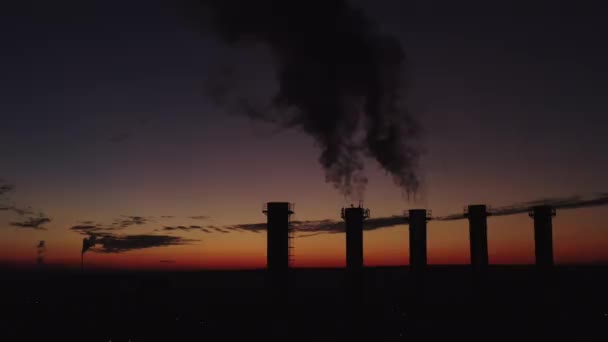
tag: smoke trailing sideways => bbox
[190,0,421,198]
[435,193,608,221]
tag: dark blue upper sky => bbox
[2,0,607,209]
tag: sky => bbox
[1,0,608,270]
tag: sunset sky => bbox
[1,0,607,270]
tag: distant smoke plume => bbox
[189,0,421,198]
[81,235,98,256]
[435,193,608,221]
[36,240,46,265]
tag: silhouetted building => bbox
[342,205,369,270]
[407,209,431,270]
[529,205,555,269]
[264,202,294,273]
[466,204,489,270]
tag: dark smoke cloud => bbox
[11,215,51,230]
[435,193,608,221]
[189,0,421,197]
[189,215,209,220]
[80,232,196,254]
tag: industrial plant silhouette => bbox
[262,201,576,274]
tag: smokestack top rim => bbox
[467,204,487,210]
[408,208,428,214]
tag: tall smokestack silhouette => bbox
[407,209,430,271]
[529,205,555,269]
[191,0,421,197]
[36,240,46,266]
[465,205,490,270]
[342,204,369,270]
[263,202,294,273]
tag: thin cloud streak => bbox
[225,216,406,236]
[11,215,51,230]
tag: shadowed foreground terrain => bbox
[1,266,607,340]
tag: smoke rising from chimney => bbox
[189,0,421,198]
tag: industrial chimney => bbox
[529,205,555,269]
[341,204,370,270]
[465,205,490,270]
[407,209,431,271]
[264,202,294,273]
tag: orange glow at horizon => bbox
[1,204,608,270]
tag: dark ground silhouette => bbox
[1,266,607,341]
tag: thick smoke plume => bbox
[190,0,421,197]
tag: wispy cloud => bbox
[0,205,35,216]
[0,181,14,196]
[161,225,213,233]
[73,215,153,232]
[11,215,51,230]
[114,215,150,228]
[189,215,209,220]
[1,180,52,230]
